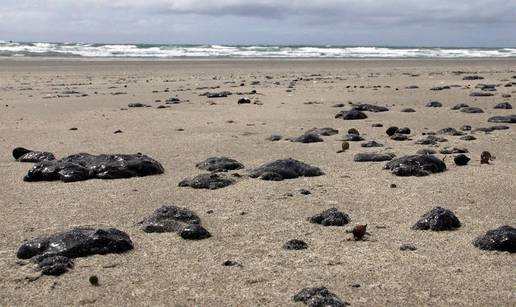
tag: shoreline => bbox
[2,56,516,63]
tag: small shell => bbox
[342,141,350,151]
[352,224,367,240]
[480,151,492,164]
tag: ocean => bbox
[1,41,515,58]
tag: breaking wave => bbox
[1,41,515,58]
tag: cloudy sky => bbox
[1,0,515,46]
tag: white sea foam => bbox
[0,41,515,58]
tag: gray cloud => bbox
[1,0,515,46]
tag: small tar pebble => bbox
[89,275,99,286]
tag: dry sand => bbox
[0,58,515,306]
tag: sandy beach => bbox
[0,58,515,306]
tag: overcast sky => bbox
[1,0,515,46]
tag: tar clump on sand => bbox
[412,207,461,231]
[141,205,211,240]
[283,239,308,250]
[178,173,236,189]
[195,157,244,172]
[293,286,349,307]
[473,225,515,253]
[308,208,350,226]
[23,153,164,182]
[17,228,133,276]
[250,158,324,181]
[13,147,55,163]
[384,155,446,176]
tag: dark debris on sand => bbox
[141,205,211,240]
[195,157,244,172]
[342,134,364,142]
[352,103,389,112]
[384,155,446,176]
[24,153,164,182]
[488,115,516,123]
[290,133,324,143]
[293,287,349,307]
[335,108,368,120]
[426,101,442,107]
[415,135,448,145]
[17,227,133,276]
[453,154,470,166]
[494,102,512,109]
[473,225,515,253]
[178,173,235,189]
[308,208,351,226]
[305,127,339,136]
[361,141,384,147]
[249,158,323,181]
[354,152,395,162]
[283,239,308,250]
[412,207,461,231]
[13,147,55,162]
[460,107,484,113]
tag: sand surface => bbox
[0,58,515,306]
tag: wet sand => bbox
[0,58,515,306]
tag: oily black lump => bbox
[488,115,516,123]
[473,225,515,253]
[305,127,339,136]
[473,125,510,133]
[415,135,448,145]
[290,133,324,143]
[352,103,389,112]
[451,103,469,110]
[396,127,411,134]
[437,127,465,136]
[195,157,244,172]
[36,255,74,276]
[494,102,512,109]
[386,126,410,136]
[460,107,484,113]
[440,147,468,154]
[23,153,164,182]
[141,206,211,240]
[384,155,446,176]
[249,158,324,181]
[390,134,410,141]
[17,227,133,276]
[412,207,461,231]
[13,147,55,162]
[454,154,470,166]
[283,239,308,250]
[342,134,364,142]
[17,227,133,259]
[426,101,442,107]
[178,173,235,189]
[308,208,350,226]
[386,126,398,136]
[470,92,493,97]
[335,108,367,120]
[354,153,395,162]
[293,287,348,307]
[361,141,383,147]
[460,135,476,141]
[463,75,484,80]
[200,91,232,98]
